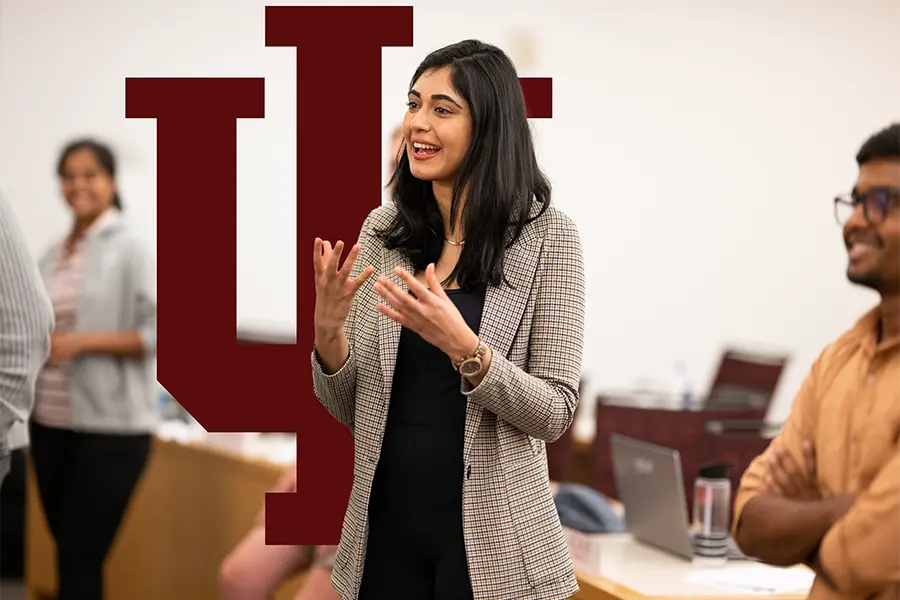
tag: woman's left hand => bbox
[374,264,479,363]
[49,333,84,364]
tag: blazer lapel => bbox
[378,247,414,409]
[462,227,545,464]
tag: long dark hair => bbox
[378,39,551,289]
[56,138,123,210]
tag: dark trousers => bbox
[0,454,9,488]
[0,449,27,579]
[358,511,474,600]
[29,421,151,600]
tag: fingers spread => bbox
[326,241,344,273]
[395,267,431,302]
[425,263,449,299]
[338,244,362,280]
[375,276,412,312]
[376,302,405,326]
[352,265,376,290]
[313,238,323,274]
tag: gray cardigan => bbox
[38,215,158,434]
[0,188,54,456]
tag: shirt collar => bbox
[852,305,900,357]
[84,207,120,237]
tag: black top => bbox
[367,284,487,559]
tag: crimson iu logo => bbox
[125,5,552,546]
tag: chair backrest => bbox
[703,349,789,414]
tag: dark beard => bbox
[847,268,883,292]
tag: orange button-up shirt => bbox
[734,306,899,600]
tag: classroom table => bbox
[25,426,811,600]
[566,533,812,599]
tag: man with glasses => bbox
[732,123,899,600]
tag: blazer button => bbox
[466,465,472,479]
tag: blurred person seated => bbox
[219,465,340,600]
[733,124,900,600]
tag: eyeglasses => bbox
[834,188,900,226]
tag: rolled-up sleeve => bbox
[0,188,54,452]
[818,450,900,597]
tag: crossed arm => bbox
[732,354,899,597]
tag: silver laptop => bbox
[609,434,748,560]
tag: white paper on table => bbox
[683,565,815,595]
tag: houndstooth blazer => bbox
[311,201,585,600]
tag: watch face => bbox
[460,358,481,376]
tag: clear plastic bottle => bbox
[691,461,734,567]
[672,362,693,411]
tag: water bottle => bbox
[691,461,734,566]
[673,362,693,411]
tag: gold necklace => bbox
[445,238,465,246]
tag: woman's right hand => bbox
[313,238,374,335]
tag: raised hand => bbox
[373,264,479,363]
[313,238,374,335]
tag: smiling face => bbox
[60,147,116,223]
[843,159,900,295]
[403,67,473,185]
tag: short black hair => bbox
[380,39,550,290]
[856,123,900,166]
[56,138,123,210]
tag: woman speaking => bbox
[311,40,585,600]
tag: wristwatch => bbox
[453,338,488,377]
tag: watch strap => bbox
[453,338,487,372]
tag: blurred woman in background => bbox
[29,139,157,600]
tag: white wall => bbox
[1,0,898,429]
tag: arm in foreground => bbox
[733,351,836,566]
[463,213,586,443]
[0,189,54,453]
[310,215,375,426]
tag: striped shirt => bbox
[0,188,54,454]
[33,209,119,430]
